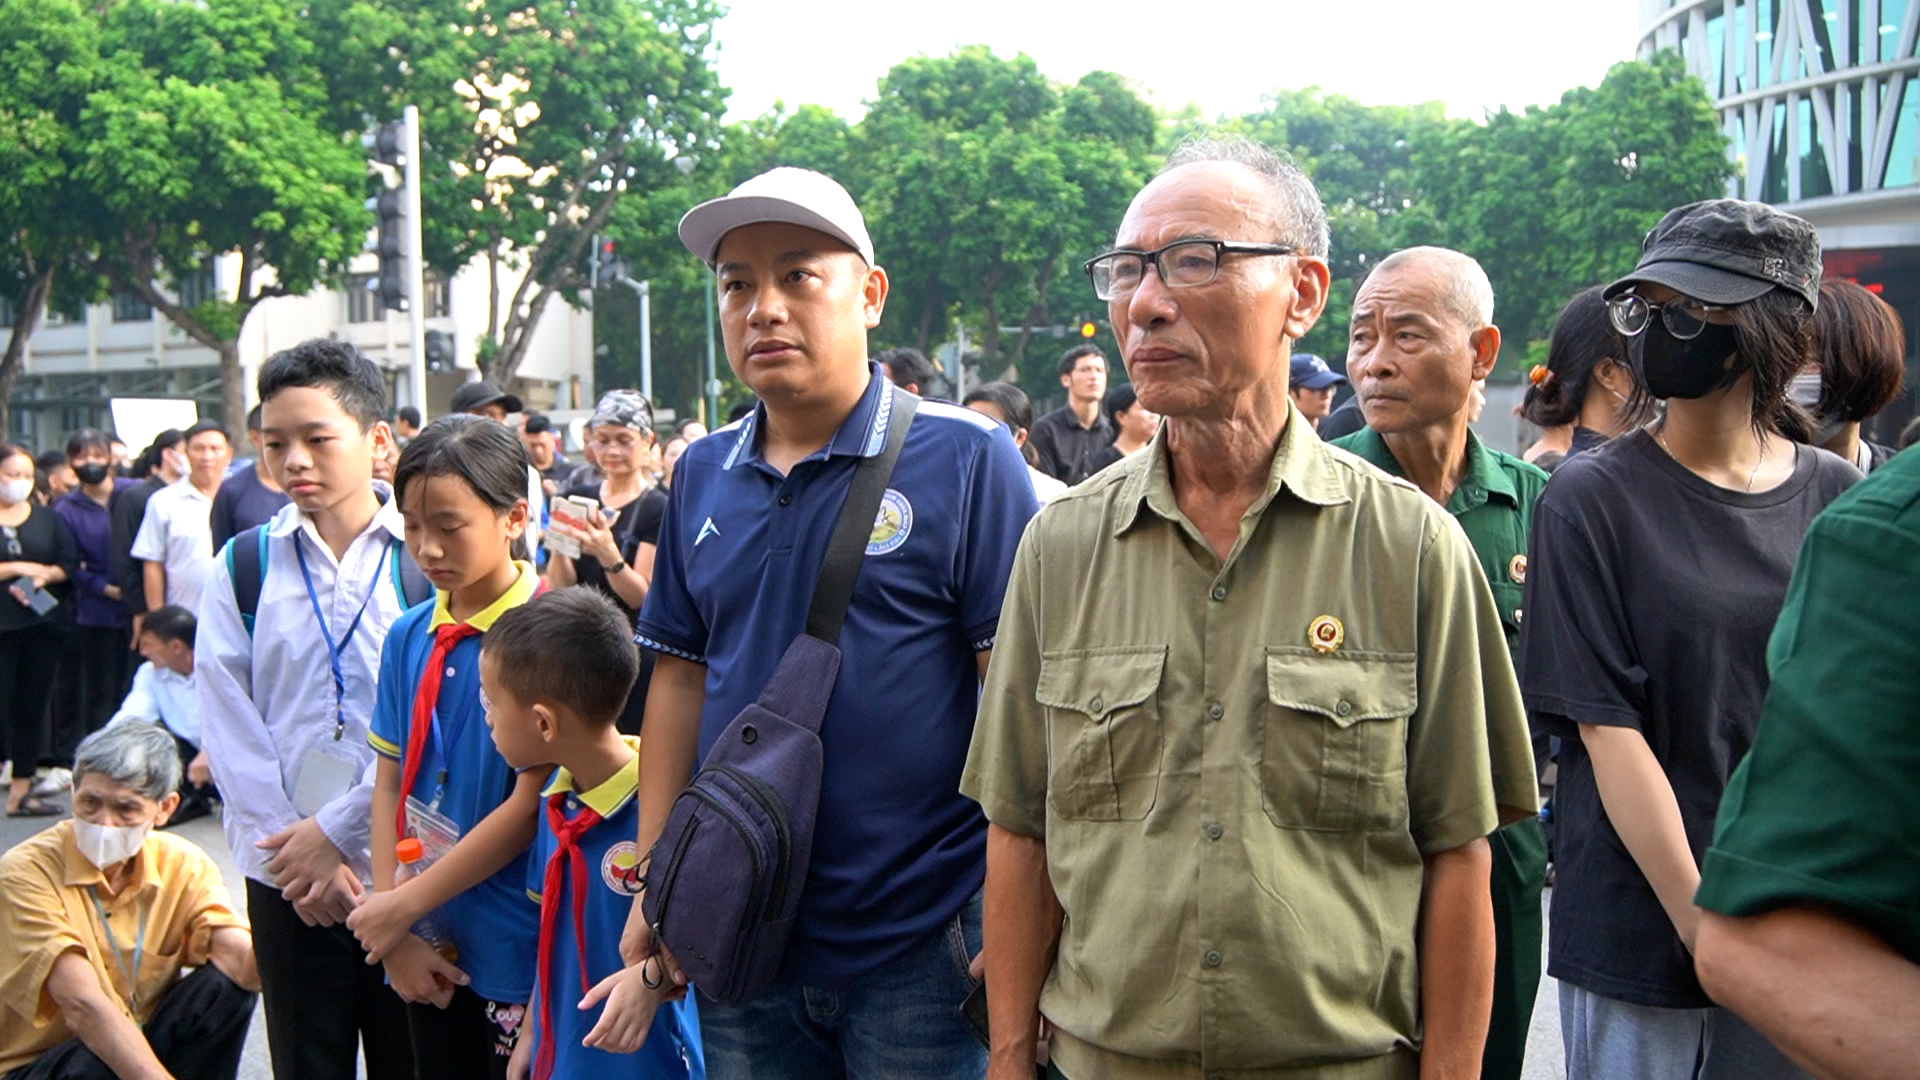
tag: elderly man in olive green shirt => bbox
[961,140,1538,1080]
[1331,247,1551,1080]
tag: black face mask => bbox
[1630,318,1742,400]
[73,463,110,486]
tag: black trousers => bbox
[247,879,416,1080]
[0,624,68,779]
[5,964,257,1080]
[47,625,127,766]
[405,987,522,1080]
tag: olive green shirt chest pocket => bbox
[1262,649,1417,832]
[1037,646,1168,822]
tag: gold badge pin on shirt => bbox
[1308,615,1344,654]
[1508,554,1528,585]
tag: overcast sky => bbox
[712,0,1649,124]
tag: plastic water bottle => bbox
[394,837,458,961]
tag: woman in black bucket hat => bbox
[1514,199,1860,1079]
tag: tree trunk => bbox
[914,299,936,355]
[218,340,245,431]
[0,263,55,438]
[484,230,502,374]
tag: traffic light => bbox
[368,120,407,167]
[1080,320,1098,338]
[424,329,455,373]
[369,187,408,312]
[590,236,626,286]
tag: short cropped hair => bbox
[74,721,181,803]
[1813,279,1906,423]
[258,339,387,431]
[245,404,264,433]
[1103,383,1139,422]
[1058,343,1106,378]
[962,381,1036,435]
[395,406,422,429]
[140,604,197,648]
[482,587,638,725]
[183,419,230,446]
[65,428,112,462]
[877,348,937,392]
[1371,247,1495,328]
[35,448,67,473]
[522,412,554,436]
[1162,135,1331,259]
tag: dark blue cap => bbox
[1289,353,1347,391]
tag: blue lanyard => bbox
[89,888,149,1014]
[293,533,394,740]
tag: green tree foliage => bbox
[310,0,728,386]
[1410,52,1732,369]
[0,0,104,434]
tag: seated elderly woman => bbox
[0,722,259,1080]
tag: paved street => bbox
[3,804,1565,1079]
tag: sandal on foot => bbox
[7,796,61,817]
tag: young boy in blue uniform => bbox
[481,587,702,1080]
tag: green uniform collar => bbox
[1338,426,1519,517]
[1115,403,1352,537]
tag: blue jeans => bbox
[697,891,985,1080]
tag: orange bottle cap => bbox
[396,838,425,863]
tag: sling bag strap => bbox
[804,385,918,645]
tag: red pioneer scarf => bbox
[532,791,602,1080]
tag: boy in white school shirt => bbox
[196,340,426,1080]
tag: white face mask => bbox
[0,478,32,505]
[72,818,152,870]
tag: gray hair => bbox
[1372,246,1496,328]
[1161,136,1331,258]
[75,722,181,802]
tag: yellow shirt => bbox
[0,822,247,1074]
[961,408,1538,1079]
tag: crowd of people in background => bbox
[0,133,1916,1080]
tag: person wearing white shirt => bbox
[194,340,416,1080]
[131,420,232,614]
[110,603,217,823]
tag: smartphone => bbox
[961,980,990,1049]
[11,580,56,616]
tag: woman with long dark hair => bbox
[0,443,78,816]
[1519,201,1857,1078]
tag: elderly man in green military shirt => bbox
[1330,246,1551,1080]
[961,139,1539,1080]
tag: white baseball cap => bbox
[678,167,875,267]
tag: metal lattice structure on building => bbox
[1639,0,1920,205]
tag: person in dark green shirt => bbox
[1333,246,1548,1080]
[1691,441,1920,1078]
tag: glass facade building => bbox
[1641,0,1920,438]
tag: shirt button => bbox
[1205,823,1223,841]
[445,667,457,678]
[778,494,792,506]
[1202,949,1223,968]
[1088,695,1105,714]
[1515,608,1524,624]
[1205,702,1224,721]
[1209,584,1228,601]
[1334,699,1352,717]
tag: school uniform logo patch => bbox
[602,841,645,895]
[866,489,913,555]
[1508,554,1527,585]
[1308,615,1344,654]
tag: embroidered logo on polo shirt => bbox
[695,517,721,547]
[602,841,645,895]
[866,489,913,555]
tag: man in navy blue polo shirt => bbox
[622,167,1038,1077]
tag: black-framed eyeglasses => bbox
[1084,239,1295,301]
[1606,293,1736,341]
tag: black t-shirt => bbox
[109,475,163,611]
[1518,429,1859,1007]
[564,481,666,617]
[0,502,79,633]
[1568,425,1611,456]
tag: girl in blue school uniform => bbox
[346,415,549,1080]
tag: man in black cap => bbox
[448,380,523,421]
[1287,352,1347,433]
[450,379,544,549]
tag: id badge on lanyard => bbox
[289,534,392,817]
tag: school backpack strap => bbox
[388,540,433,608]
[224,525,271,637]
